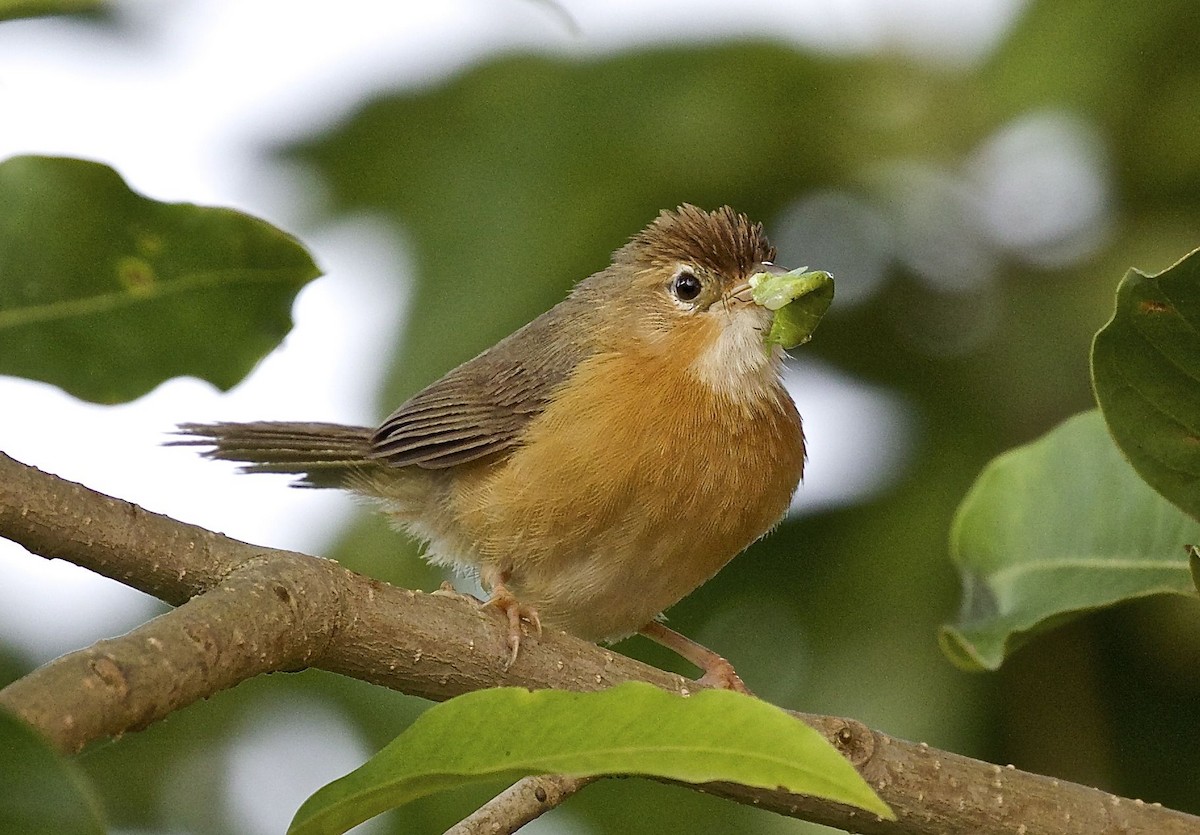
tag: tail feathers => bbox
[172,421,376,488]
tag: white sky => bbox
[0,2,1022,831]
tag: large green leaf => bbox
[0,155,321,403]
[1092,246,1200,521]
[288,682,892,834]
[941,410,1199,671]
[0,0,101,21]
[0,709,106,835]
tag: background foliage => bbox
[3,0,1200,832]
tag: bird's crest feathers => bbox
[616,204,776,277]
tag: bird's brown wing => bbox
[370,303,591,469]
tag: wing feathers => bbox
[370,301,592,469]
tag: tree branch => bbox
[1,451,1197,835]
[0,552,345,751]
[444,775,599,835]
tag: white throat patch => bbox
[688,305,783,404]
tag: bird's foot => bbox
[484,585,542,669]
[694,657,751,695]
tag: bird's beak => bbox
[729,262,789,305]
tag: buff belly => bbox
[443,338,805,643]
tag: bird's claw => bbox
[484,587,541,669]
[695,658,753,696]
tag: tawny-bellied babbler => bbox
[177,205,833,692]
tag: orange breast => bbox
[451,319,805,642]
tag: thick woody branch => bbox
[1,451,1197,835]
[0,556,344,748]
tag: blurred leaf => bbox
[1091,247,1200,521]
[0,0,101,21]
[288,682,892,834]
[285,45,875,408]
[0,709,106,835]
[0,155,320,403]
[942,411,1199,671]
[1191,546,1200,593]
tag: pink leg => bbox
[640,620,752,695]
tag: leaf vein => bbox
[989,557,1188,586]
[0,267,307,331]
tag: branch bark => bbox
[1,451,1197,835]
[444,775,599,835]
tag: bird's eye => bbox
[670,270,703,302]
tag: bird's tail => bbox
[172,421,377,488]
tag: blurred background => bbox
[1,0,1199,832]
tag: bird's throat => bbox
[685,306,784,407]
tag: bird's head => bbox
[575,205,830,402]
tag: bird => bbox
[176,205,825,692]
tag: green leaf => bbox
[288,682,892,835]
[0,709,106,835]
[0,0,102,21]
[1091,246,1200,521]
[941,410,1200,671]
[0,155,321,403]
[749,268,834,349]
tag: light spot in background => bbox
[864,0,1030,67]
[785,359,916,515]
[968,109,1111,267]
[220,697,385,835]
[874,160,998,293]
[0,552,160,666]
[771,190,894,308]
[867,111,1111,297]
[556,0,1028,66]
[848,109,1110,358]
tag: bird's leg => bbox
[480,566,542,668]
[639,620,752,695]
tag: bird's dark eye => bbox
[670,270,702,302]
